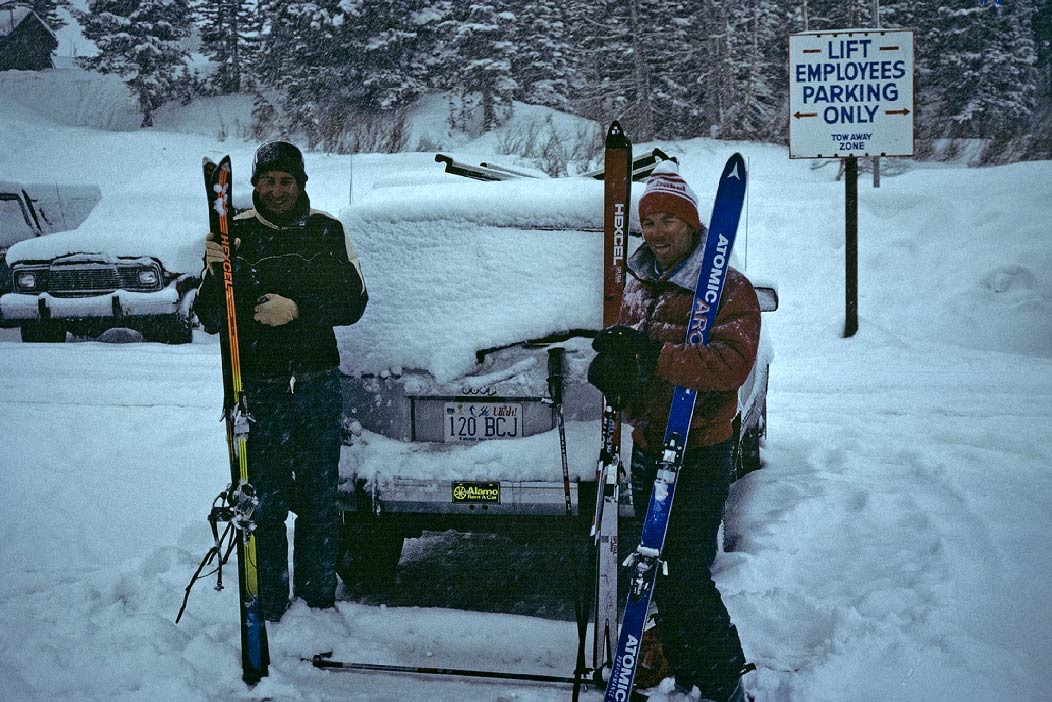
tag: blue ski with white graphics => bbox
[603,153,747,702]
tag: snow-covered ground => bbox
[1,70,1051,702]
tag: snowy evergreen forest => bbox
[46,0,1052,163]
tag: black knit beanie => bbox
[251,140,308,188]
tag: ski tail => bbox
[603,154,747,702]
[204,156,270,684]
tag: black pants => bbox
[630,440,745,699]
[244,369,343,621]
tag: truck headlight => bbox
[15,270,39,291]
[138,268,159,286]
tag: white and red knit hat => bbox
[638,161,700,231]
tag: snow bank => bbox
[0,68,139,130]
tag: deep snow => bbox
[1,68,1051,702]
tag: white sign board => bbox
[789,28,914,159]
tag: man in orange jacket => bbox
[588,162,759,702]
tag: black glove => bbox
[592,325,663,366]
[587,326,663,409]
[588,352,640,409]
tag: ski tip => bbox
[607,120,624,137]
[722,153,747,183]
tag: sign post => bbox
[845,156,859,337]
[789,28,914,337]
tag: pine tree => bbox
[192,0,262,94]
[512,2,575,111]
[254,0,429,151]
[438,1,519,132]
[76,0,194,127]
[336,0,430,113]
[255,0,345,147]
[563,0,623,127]
[633,0,693,140]
[562,0,790,142]
[925,1,1037,139]
[803,0,875,30]
[568,0,666,140]
[714,0,789,141]
[1034,0,1052,92]
[1030,0,1052,159]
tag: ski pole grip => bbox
[547,347,565,405]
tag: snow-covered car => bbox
[333,159,777,587]
[0,186,199,344]
[0,180,100,295]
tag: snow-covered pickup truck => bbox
[332,155,778,588]
[0,184,199,344]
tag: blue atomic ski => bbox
[603,153,747,702]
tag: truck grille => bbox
[50,268,119,291]
[45,263,161,296]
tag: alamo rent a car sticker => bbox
[452,482,501,504]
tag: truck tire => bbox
[738,422,761,476]
[21,321,67,343]
[736,399,765,479]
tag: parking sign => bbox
[789,29,914,159]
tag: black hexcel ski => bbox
[201,156,269,684]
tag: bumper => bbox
[337,476,636,537]
[345,478,588,517]
[0,284,183,327]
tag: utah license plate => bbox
[443,402,523,442]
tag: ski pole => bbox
[548,347,571,518]
[312,651,600,686]
[547,347,591,701]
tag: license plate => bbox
[443,402,523,442]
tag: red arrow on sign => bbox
[793,111,818,119]
[886,108,911,116]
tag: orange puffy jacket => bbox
[619,239,760,451]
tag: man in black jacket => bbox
[194,141,368,621]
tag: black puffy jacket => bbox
[194,193,368,380]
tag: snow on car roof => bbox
[349,175,615,230]
[337,177,627,383]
